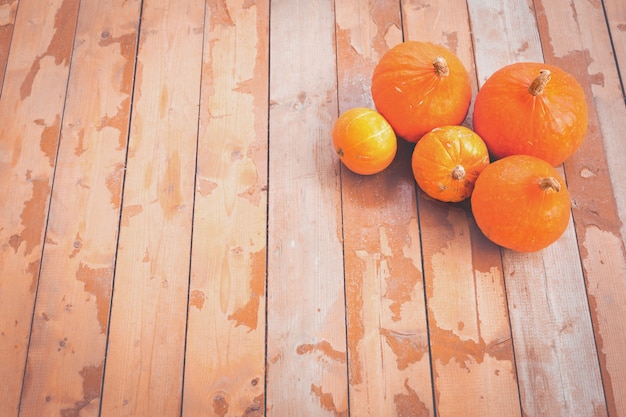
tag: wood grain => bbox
[0,1,624,416]
[266,1,348,415]
[16,0,140,416]
[535,1,626,415]
[99,0,204,415]
[182,0,269,415]
[335,1,434,416]
[0,0,18,89]
[468,1,607,416]
[0,0,80,415]
[402,1,521,415]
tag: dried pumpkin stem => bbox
[528,69,551,96]
[451,165,466,181]
[433,56,450,77]
[539,176,561,192]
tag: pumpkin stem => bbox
[528,69,551,96]
[433,57,450,77]
[539,176,561,192]
[451,165,466,181]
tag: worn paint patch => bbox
[394,378,429,417]
[208,0,235,27]
[227,247,265,331]
[189,289,206,310]
[76,262,113,334]
[20,0,80,100]
[296,340,346,364]
[310,384,347,417]
[120,204,142,226]
[96,97,132,151]
[35,115,61,166]
[59,362,103,417]
[0,2,18,27]
[16,173,51,256]
[105,163,125,209]
[238,183,266,206]
[380,328,427,371]
[430,324,486,370]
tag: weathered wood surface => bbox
[1,0,625,416]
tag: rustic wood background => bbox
[1,0,625,416]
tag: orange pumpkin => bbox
[332,107,397,175]
[471,154,571,252]
[473,62,588,166]
[371,41,472,143]
[412,126,490,202]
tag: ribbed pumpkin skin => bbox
[473,62,588,166]
[371,41,472,143]
[412,126,490,202]
[332,107,397,175]
[471,155,572,252]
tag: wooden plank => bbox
[0,0,80,415]
[403,1,521,415]
[16,0,140,415]
[0,0,18,89]
[266,1,348,415]
[534,1,626,415]
[98,0,205,415]
[467,1,608,416]
[182,0,269,415]
[604,0,626,110]
[334,1,435,416]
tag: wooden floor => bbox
[1,0,626,416]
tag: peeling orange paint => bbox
[238,184,266,206]
[76,262,113,334]
[59,362,103,417]
[19,0,80,100]
[380,328,427,371]
[197,177,218,196]
[227,247,266,331]
[18,174,51,256]
[35,115,61,166]
[310,384,347,417]
[120,204,142,226]
[208,0,235,27]
[394,379,429,417]
[296,340,346,364]
[189,289,206,310]
[96,97,132,151]
[105,163,125,209]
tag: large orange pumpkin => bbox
[371,41,472,143]
[473,62,588,166]
[332,107,397,175]
[471,154,571,252]
[412,126,490,202]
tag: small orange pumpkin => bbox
[471,154,572,252]
[473,62,588,166]
[371,41,472,143]
[412,126,490,202]
[332,107,397,175]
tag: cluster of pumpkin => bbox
[332,41,588,252]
